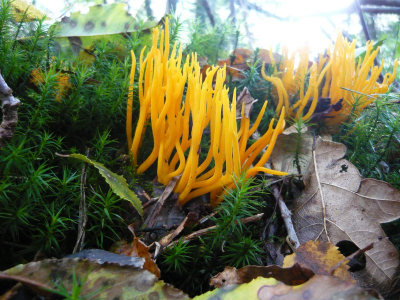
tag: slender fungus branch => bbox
[126,51,136,150]
[260,32,398,126]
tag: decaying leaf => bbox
[210,263,314,288]
[269,126,314,175]
[113,237,161,278]
[291,137,400,297]
[217,48,281,79]
[144,175,181,228]
[56,153,143,215]
[236,87,257,119]
[11,0,46,21]
[51,3,160,60]
[1,258,188,299]
[65,249,144,268]
[197,274,379,300]
[283,240,354,282]
[143,181,186,233]
[54,3,157,37]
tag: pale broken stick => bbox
[271,184,301,249]
[251,128,300,248]
[0,73,20,148]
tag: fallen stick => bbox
[270,184,300,248]
[166,213,264,248]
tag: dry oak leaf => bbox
[270,126,332,175]
[269,126,314,175]
[291,137,400,297]
[283,240,354,283]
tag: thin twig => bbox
[166,213,264,248]
[159,213,193,247]
[329,243,373,276]
[271,184,300,248]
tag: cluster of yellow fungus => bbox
[126,19,287,206]
[262,32,398,125]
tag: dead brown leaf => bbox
[114,237,161,278]
[210,263,314,288]
[291,137,400,297]
[270,126,332,175]
[217,48,281,79]
[236,87,257,118]
[283,240,354,282]
[270,127,314,175]
[144,175,181,228]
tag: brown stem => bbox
[200,0,215,26]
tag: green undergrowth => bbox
[0,0,138,269]
[333,93,400,188]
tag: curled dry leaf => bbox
[283,240,354,283]
[236,87,257,119]
[217,48,281,79]
[210,263,314,288]
[113,237,161,278]
[291,137,400,297]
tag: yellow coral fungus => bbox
[323,33,398,126]
[126,18,287,206]
[261,32,397,126]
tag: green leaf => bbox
[58,153,142,215]
[50,3,162,60]
[53,3,157,37]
